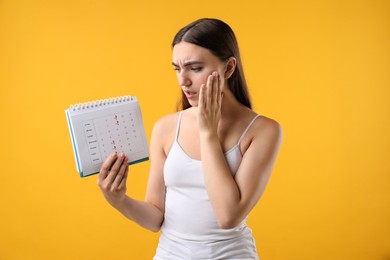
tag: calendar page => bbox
[66,96,149,177]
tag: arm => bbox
[97,119,168,232]
[200,119,283,229]
[198,72,283,229]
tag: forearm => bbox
[200,133,242,228]
[112,196,164,232]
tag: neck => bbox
[220,89,246,118]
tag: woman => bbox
[98,18,283,259]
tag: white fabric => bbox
[154,112,260,259]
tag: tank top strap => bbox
[237,114,261,145]
[175,111,184,141]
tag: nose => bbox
[177,70,191,87]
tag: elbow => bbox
[217,215,242,229]
[215,204,247,229]
[218,222,237,230]
[149,226,161,233]
[142,215,163,233]
[146,222,163,233]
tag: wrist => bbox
[200,131,221,151]
[108,194,128,209]
[199,130,217,140]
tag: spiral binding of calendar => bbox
[70,95,133,111]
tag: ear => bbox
[224,57,237,79]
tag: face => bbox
[172,41,227,107]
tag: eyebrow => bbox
[172,61,205,67]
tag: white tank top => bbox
[161,111,260,243]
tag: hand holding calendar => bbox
[65,95,149,177]
[98,152,129,207]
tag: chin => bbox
[188,100,199,107]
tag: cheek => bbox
[193,73,210,87]
[195,67,225,87]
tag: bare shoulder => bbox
[255,115,283,136]
[235,109,283,157]
[152,112,180,134]
[251,115,283,148]
[151,112,180,155]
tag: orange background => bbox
[0,0,389,259]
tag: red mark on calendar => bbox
[111,140,117,151]
[92,109,144,162]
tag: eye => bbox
[191,67,202,72]
[173,67,180,72]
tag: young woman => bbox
[98,18,283,259]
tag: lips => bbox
[184,90,197,99]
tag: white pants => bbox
[153,232,259,260]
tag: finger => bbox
[105,153,125,183]
[117,163,129,191]
[98,153,117,182]
[199,83,206,110]
[206,74,214,107]
[111,156,128,191]
[217,89,223,109]
[215,72,222,109]
[212,72,220,106]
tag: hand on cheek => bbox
[198,72,223,134]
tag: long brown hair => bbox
[172,18,252,110]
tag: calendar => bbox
[65,96,149,177]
